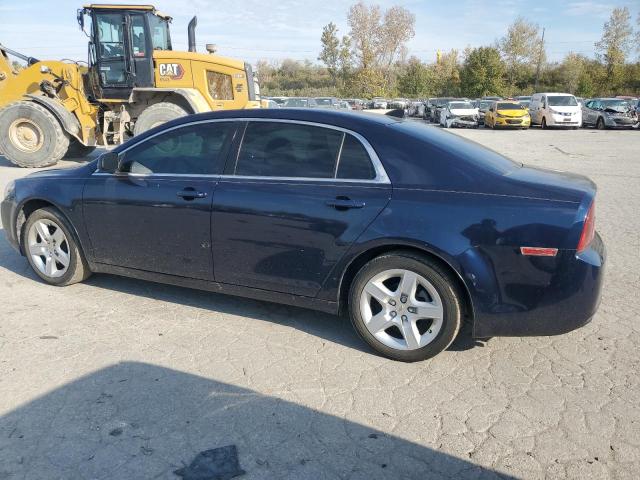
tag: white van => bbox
[530,93,582,128]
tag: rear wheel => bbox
[133,102,188,136]
[348,252,462,362]
[22,207,91,286]
[0,101,69,167]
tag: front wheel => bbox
[596,117,605,130]
[0,101,70,167]
[349,252,462,362]
[22,207,91,286]
[541,117,548,129]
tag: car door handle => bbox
[325,197,365,210]
[177,188,207,200]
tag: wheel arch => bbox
[23,94,81,140]
[337,243,475,324]
[128,88,209,118]
[16,198,86,258]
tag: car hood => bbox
[548,106,580,113]
[498,109,528,117]
[450,108,477,116]
[24,161,96,179]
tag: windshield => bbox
[519,100,531,108]
[449,102,474,109]
[148,15,172,50]
[478,101,492,109]
[601,99,630,110]
[497,102,524,110]
[315,98,334,106]
[547,95,578,107]
[284,98,309,107]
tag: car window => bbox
[235,122,343,178]
[121,122,235,175]
[337,134,376,180]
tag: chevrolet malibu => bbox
[1,109,605,362]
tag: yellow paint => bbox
[485,102,531,128]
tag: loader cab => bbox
[79,4,172,99]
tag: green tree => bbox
[460,47,505,97]
[498,17,545,91]
[595,7,633,92]
[432,49,461,96]
[397,57,432,97]
[318,22,341,85]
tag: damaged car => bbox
[582,98,637,130]
[439,101,479,128]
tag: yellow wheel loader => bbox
[0,4,261,167]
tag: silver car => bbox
[582,98,636,129]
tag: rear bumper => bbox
[471,232,606,338]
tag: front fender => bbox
[25,94,81,139]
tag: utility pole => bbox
[534,27,545,91]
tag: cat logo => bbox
[158,63,185,80]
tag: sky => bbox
[1,0,638,66]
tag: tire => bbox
[596,117,605,130]
[133,102,188,136]
[541,117,548,129]
[64,139,96,159]
[22,207,91,286]
[0,101,70,168]
[348,251,462,362]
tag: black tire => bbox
[0,101,70,168]
[541,117,548,129]
[133,102,188,136]
[22,207,91,286]
[596,117,605,130]
[64,139,96,159]
[348,251,462,362]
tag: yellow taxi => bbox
[484,101,531,129]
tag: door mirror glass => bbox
[98,152,120,173]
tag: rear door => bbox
[83,120,238,280]
[211,120,391,297]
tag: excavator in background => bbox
[0,4,261,167]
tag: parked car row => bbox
[416,93,639,130]
[262,96,353,110]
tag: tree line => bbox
[257,3,640,99]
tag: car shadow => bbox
[0,226,479,358]
[0,361,518,479]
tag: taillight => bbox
[577,201,595,253]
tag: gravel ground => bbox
[0,126,639,479]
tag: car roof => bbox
[115,109,402,153]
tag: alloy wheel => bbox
[359,268,444,351]
[27,219,70,278]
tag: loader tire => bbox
[133,102,188,136]
[64,139,96,159]
[0,101,69,168]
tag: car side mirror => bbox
[98,152,120,173]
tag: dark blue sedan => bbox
[1,109,605,361]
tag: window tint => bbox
[235,122,342,178]
[121,122,234,175]
[96,14,124,58]
[207,71,234,100]
[337,134,376,180]
[130,15,147,57]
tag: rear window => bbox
[391,121,520,174]
[337,135,376,180]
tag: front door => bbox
[91,11,131,99]
[83,121,238,280]
[212,120,391,297]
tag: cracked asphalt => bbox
[0,126,639,479]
